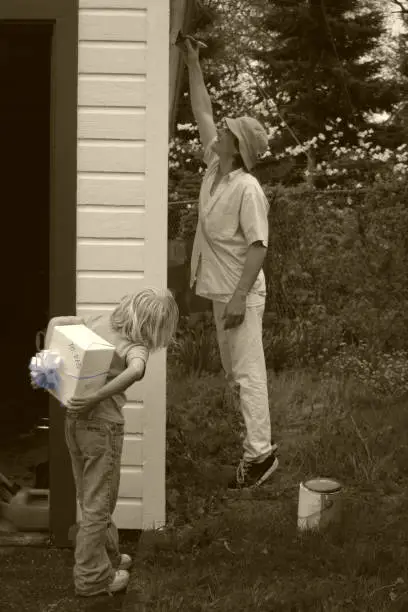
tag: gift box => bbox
[30,324,115,407]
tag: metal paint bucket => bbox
[297,478,342,531]
[1,488,49,532]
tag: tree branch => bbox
[389,0,408,14]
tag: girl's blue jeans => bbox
[64,414,124,596]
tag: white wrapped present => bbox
[30,324,115,407]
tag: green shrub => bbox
[264,178,408,350]
[168,312,221,376]
[322,344,408,400]
[171,173,408,378]
[263,310,345,372]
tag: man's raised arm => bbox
[184,38,217,152]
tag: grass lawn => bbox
[126,366,408,611]
[0,546,126,612]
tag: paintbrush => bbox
[175,31,208,50]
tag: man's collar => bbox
[217,161,243,182]
[228,168,243,181]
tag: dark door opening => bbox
[0,22,53,488]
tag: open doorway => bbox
[0,21,53,491]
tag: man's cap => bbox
[225,116,269,171]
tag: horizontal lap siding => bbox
[77,241,145,271]
[78,175,145,206]
[77,273,145,303]
[78,108,146,140]
[80,0,147,8]
[79,11,147,41]
[78,142,145,173]
[77,0,153,529]
[78,75,146,107]
[78,209,145,238]
[79,43,146,73]
[77,1,147,303]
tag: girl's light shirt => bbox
[82,314,149,424]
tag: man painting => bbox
[183,38,279,489]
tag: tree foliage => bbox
[170,0,407,186]
[252,0,400,155]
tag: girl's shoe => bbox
[76,570,129,597]
[119,553,132,571]
[109,569,129,594]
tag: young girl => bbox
[45,288,178,597]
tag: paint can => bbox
[297,478,342,531]
[1,488,49,532]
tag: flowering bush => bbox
[169,124,204,175]
[170,117,408,189]
[322,344,408,400]
[281,120,408,188]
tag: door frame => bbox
[0,0,78,547]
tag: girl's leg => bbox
[105,428,123,568]
[65,416,84,547]
[106,520,121,568]
[65,416,85,504]
[66,417,124,596]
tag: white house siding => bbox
[76,0,169,530]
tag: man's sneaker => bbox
[118,553,132,571]
[228,451,279,489]
[109,569,129,594]
[76,570,129,597]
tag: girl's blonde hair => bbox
[110,288,179,351]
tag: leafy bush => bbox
[168,170,201,240]
[263,311,345,372]
[168,312,221,376]
[170,170,408,382]
[264,177,408,351]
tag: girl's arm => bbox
[67,358,146,411]
[45,316,85,349]
[95,359,146,402]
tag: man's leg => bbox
[212,301,241,410]
[229,302,273,462]
[213,300,278,486]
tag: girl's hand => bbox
[67,392,100,413]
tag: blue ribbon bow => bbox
[29,350,62,394]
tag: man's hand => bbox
[223,293,246,330]
[67,392,100,415]
[181,37,201,65]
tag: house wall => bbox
[76,0,169,529]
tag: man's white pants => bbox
[212,299,273,463]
